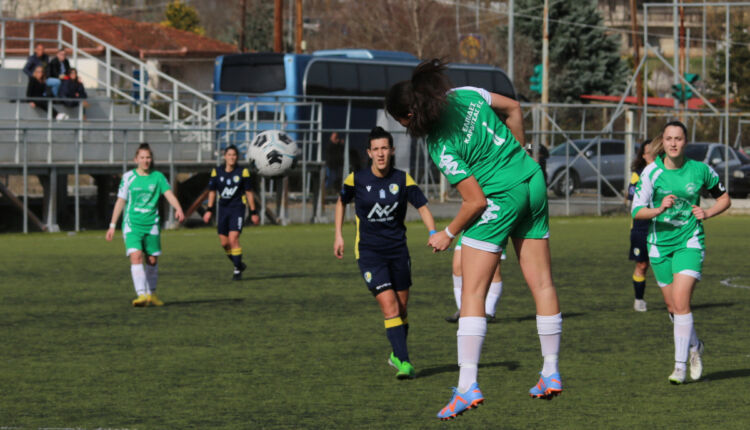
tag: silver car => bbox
[545,139,630,196]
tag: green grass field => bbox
[1,216,749,429]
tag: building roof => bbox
[6,10,238,58]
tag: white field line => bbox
[720,277,750,290]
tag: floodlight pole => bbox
[672,0,679,109]
[508,0,514,82]
[274,0,284,52]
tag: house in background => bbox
[2,10,238,93]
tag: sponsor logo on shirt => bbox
[462,100,483,144]
[389,184,399,195]
[379,189,386,199]
[439,146,467,176]
[366,185,372,192]
[476,198,501,226]
[685,182,697,194]
[221,186,238,199]
[367,202,398,221]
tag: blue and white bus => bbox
[212,49,517,158]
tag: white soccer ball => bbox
[249,130,299,177]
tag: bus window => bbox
[359,64,386,96]
[385,65,412,87]
[330,63,359,95]
[306,62,330,96]
[445,69,467,87]
[492,72,515,98]
[220,55,286,93]
[467,70,493,91]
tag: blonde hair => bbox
[647,136,663,158]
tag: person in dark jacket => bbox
[46,49,70,97]
[22,43,49,78]
[59,68,89,109]
[26,65,66,120]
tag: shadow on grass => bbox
[164,298,245,307]
[244,273,309,281]
[513,312,586,322]
[418,361,520,378]
[700,368,750,382]
[691,302,734,311]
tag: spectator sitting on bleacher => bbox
[22,43,49,78]
[26,65,67,121]
[59,68,89,116]
[46,49,70,97]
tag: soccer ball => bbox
[249,130,299,177]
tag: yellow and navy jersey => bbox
[208,165,253,208]
[628,169,649,232]
[341,168,428,258]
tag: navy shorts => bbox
[357,247,412,297]
[628,228,649,263]
[217,206,245,236]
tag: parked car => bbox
[545,139,632,197]
[685,142,750,198]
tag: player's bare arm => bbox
[489,92,524,145]
[428,176,485,253]
[105,197,126,241]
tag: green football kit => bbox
[631,155,725,286]
[117,169,171,256]
[427,87,546,253]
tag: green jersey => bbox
[117,169,171,231]
[426,87,540,196]
[631,155,724,247]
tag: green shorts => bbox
[649,242,704,287]
[123,222,162,256]
[461,169,549,254]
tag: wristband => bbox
[429,229,437,236]
[206,206,215,213]
[444,226,455,239]
[109,223,115,229]
[249,209,258,216]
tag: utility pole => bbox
[456,0,460,43]
[541,0,549,148]
[629,0,643,106]
[295,0,303,53]
[679,4,685,117]
[239,0,247,52]
[274,0,284,53]
[475,0,479,31]
[672,0,678,109]
[507,0,514,82]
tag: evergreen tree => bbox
[709,23,750,109]
[162,0,206,36]
[514,0,628,102]
[237,0,274,52]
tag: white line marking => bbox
[720,277,750,290]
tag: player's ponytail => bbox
[386,58,452,138]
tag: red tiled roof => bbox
[6,10,238,58]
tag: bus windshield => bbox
[219,54,286,93]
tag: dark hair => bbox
[631,139,652,172]
[368,126,393,148]
[385,58,452,138]
[662,120,688,140]
[136,142,153,157]
[224,144,239,155]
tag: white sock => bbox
[145,264,158,294]
[674,313,693,366]
[537,313,562,377]
[130,264,147,296]
[452,275,462,310]
[689,326,700,351]
[485,281,503,316]
[457,316,486,392]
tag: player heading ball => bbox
[387,59,563,420]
